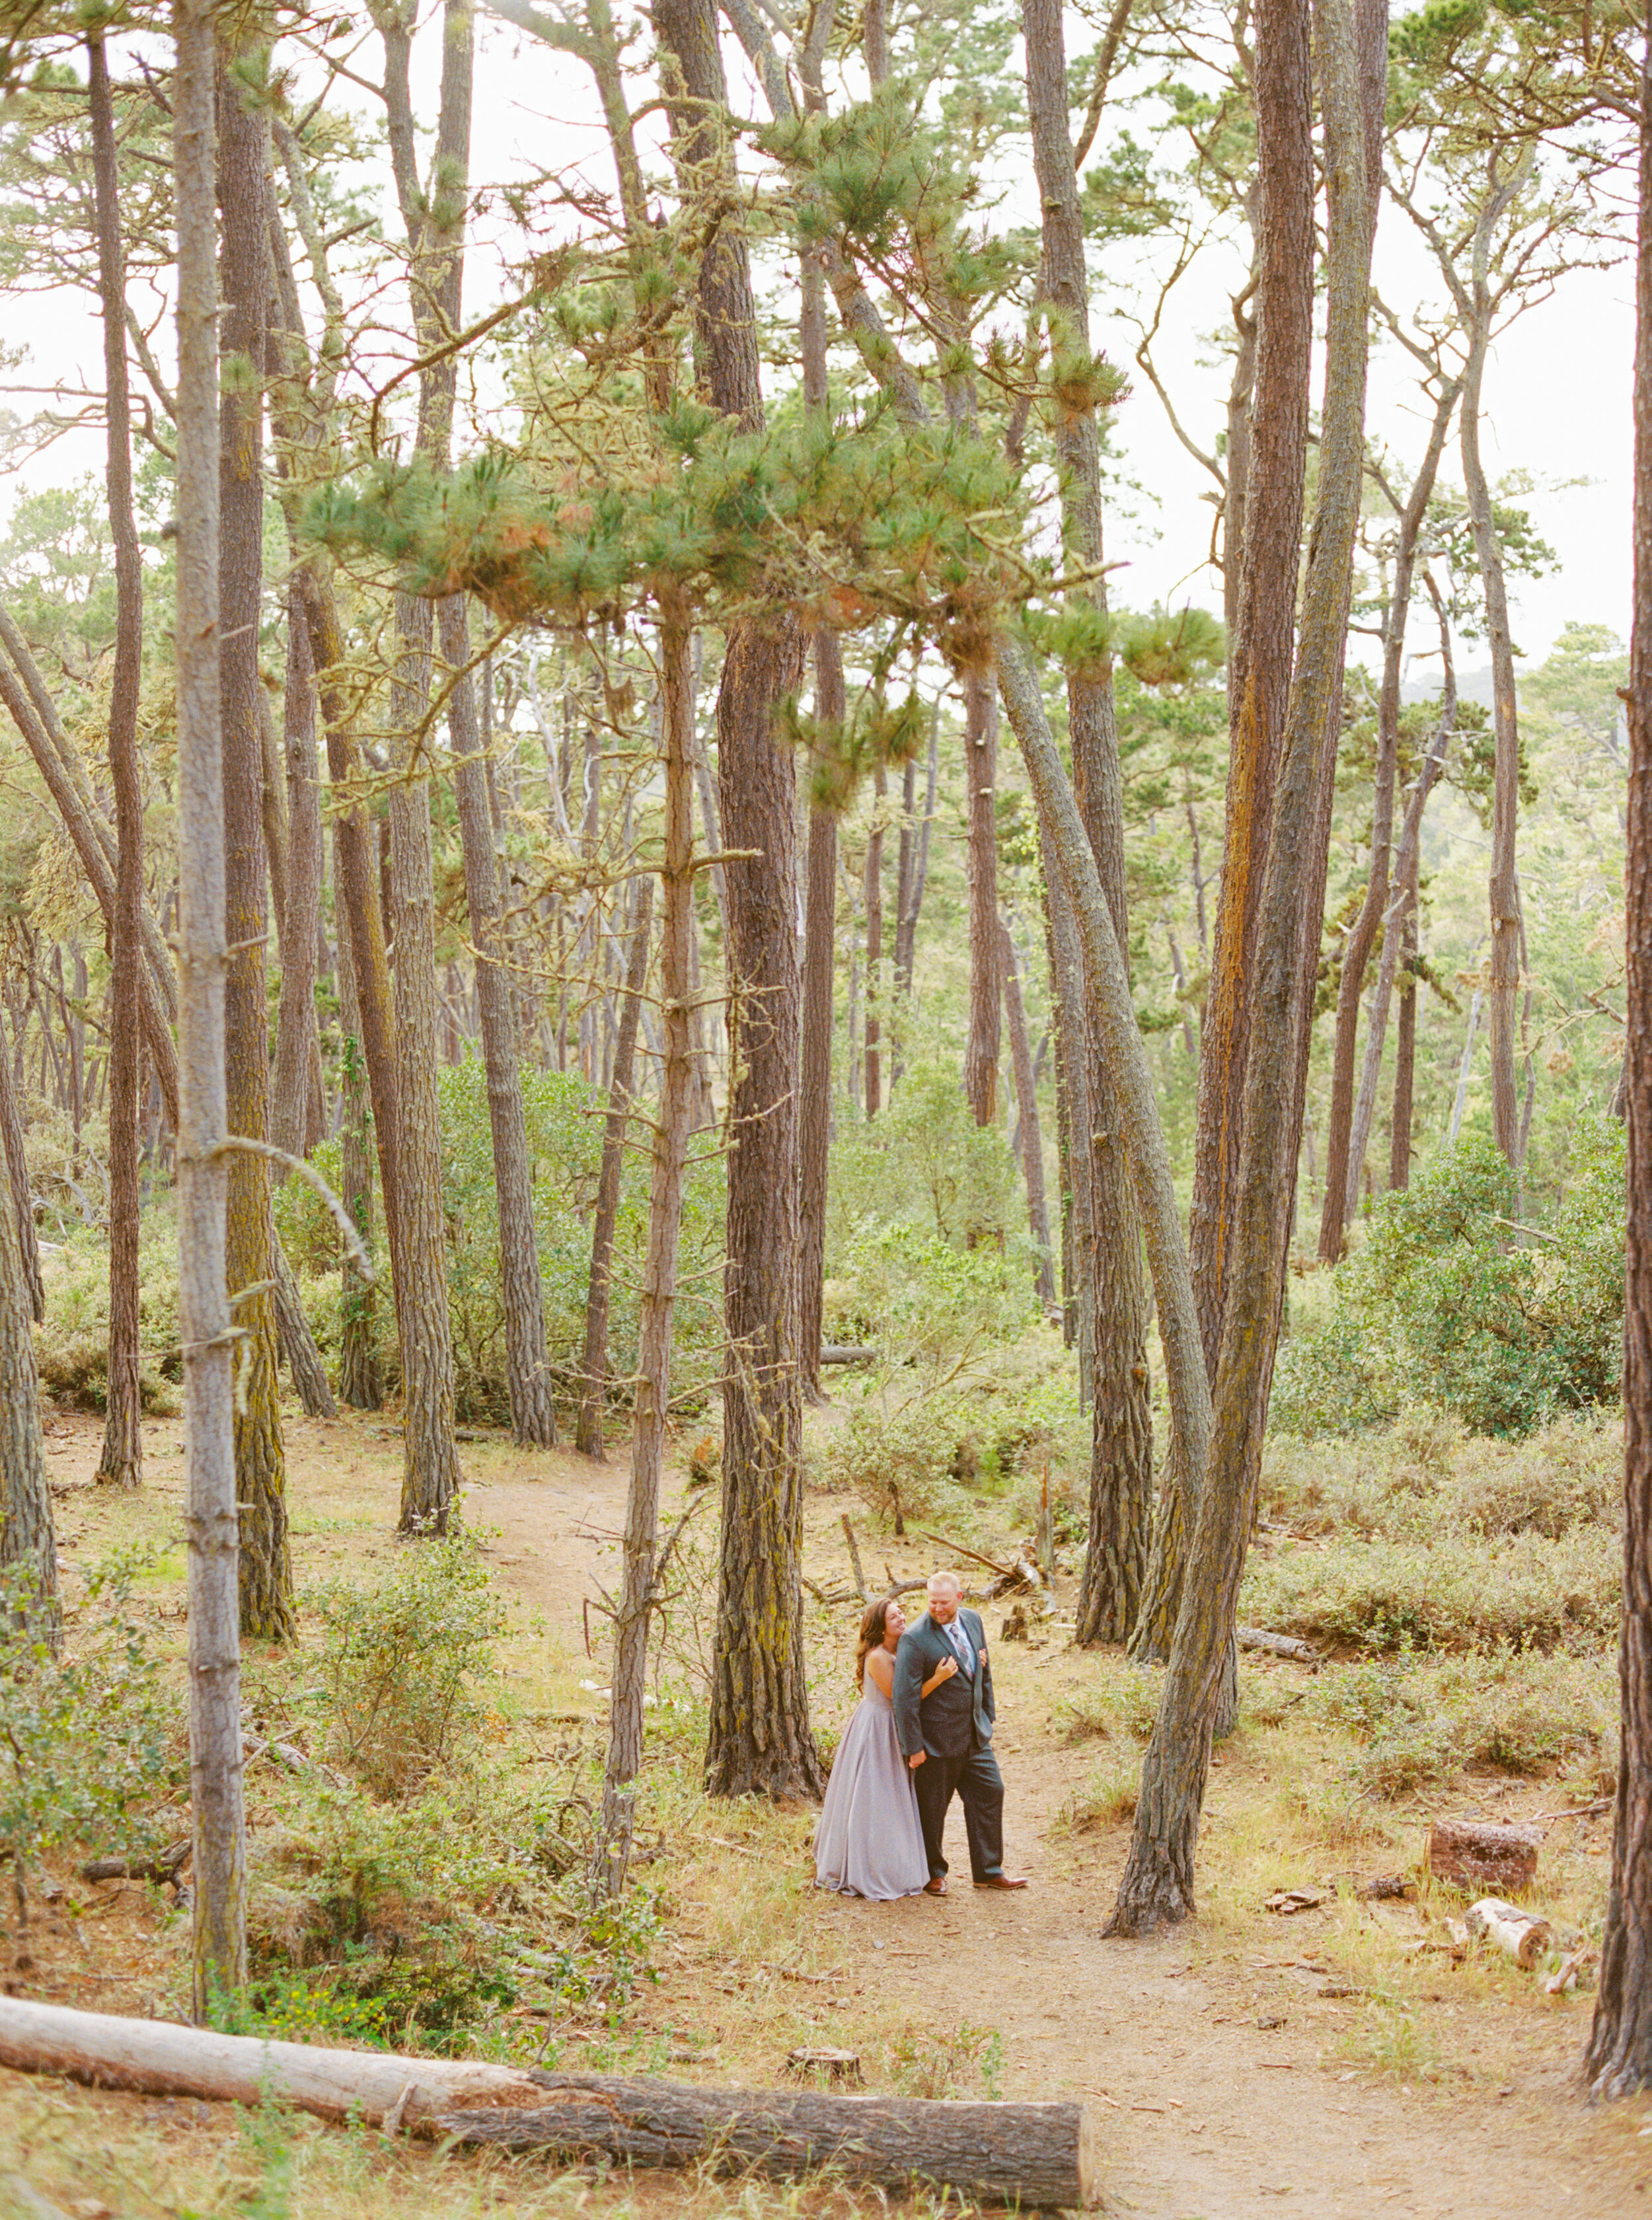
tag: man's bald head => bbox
[927,1571,961,1624]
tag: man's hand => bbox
[909,1751,926,1769]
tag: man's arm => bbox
[974,1611,995,1729]
[892,1629,926,1758]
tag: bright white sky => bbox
[1,5,1634,676]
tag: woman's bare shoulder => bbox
[864,1647,895,1695]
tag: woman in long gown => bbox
[814,1598,956,1900]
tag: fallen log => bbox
[819,1345,876,1366]
[438,2071,1098,2207]
[1465,1897,1552,1970]
[79,1839,190,1886]
[0,2000,1098,2208]
[1236,1626,1317,1665]
[1427,1818,1539,1895]
[0,1995,540,2124]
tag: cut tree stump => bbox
[1466,1897,1552,1969]
[1427,1818,1540,1894]
[437,2071,1099,2207]
[0,2000,1098,2208]
[786,2046,863,2085]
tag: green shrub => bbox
[1053,1657,1164,1744]
[0,1554,182,1926]
[308,1537,504,1795]
[34,1205,182,1413]
[1271,1126,1626,1442]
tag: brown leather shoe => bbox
[923,1876,948,1896]
[973,1874,1028,1890]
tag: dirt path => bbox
[472,1444,1652,2220]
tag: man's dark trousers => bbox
[913,1745,1004,1882]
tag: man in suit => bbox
[892,1570,1028,1896]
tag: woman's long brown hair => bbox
[854,1598,893,1689]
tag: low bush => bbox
[1240,1526,1618,1655]
[1053,1657,1164,1745]
[1271,1125,1626,1441]
[308,1536,504,1796]
[0,1553,182,1931]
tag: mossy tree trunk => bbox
[1585,13,1652,2102]
[1105,0,1373,1935]
[217,38,292,1643]
[649,0,819,1799]
[578,876,652,1459]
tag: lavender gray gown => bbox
[813,1668,928,1900]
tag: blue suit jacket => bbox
[893,1608,995,1760]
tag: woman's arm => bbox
[920,1654,959,1698]
[865,1647,896,1698]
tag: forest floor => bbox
[2,1397,1649,2220]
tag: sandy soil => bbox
[15,1402,1652,2218]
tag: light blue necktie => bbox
[946,1619,973,1677]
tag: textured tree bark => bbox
[89,33,138,1490]
[1345,583,1456,1202]
[332,844,382,1411]
[1317,375,1458,1259]
[999,919,1056,1311]
[1388,852,1419,1191]
[593,615,695,1892]
[447,594,558,1448]
[1460,165,1532,1169]
[174,0,247,2013]
[388,599,462,1535]
[1022,0,1152,1648]
[0,1014,41,1329]
[1585,18,1652,2097]
[893,712,937,1005]
[578,877,652,1459]
[650,0,819,1798]
[1106,0,1371,1934]
[217,47,292,1643]
[1183,0,1315,1384]
[961,671,1002,1127]
[864,767,885,1119]
[381,0,475,1533]
[270,600,322,1166]
[0,1099,53,1626]
[797,238,841,1401]
[443,2078,1097,2209]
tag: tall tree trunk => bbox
[381,0,474,1534]
[1317,376,1458,1259]
[1022,0,1153,1648]
[999,918,1055,1310]
[217,42,292,1644]
[1585,15,1652,2091]
[333,838,383,1411]
[1345,582,1456,1201]
[961,671,1002,1125]
[447,595,558,1448]
[593,610,696,1893]
[0,1013,41,1329]
[270,600,322,1162]
[1106,0,1372,1933]
[864,768,885,1119]
[651,0,818,1798]
[1388,846,1419,1192]
[797,240,841,1403]
[1460,157,1534,1171]
[174,0,247,2013]
[578,878,653,1459]
[0,1022,52,1627]
[1133,0,1315,1662]
[89,26,144,1487]
[1183,0,1316,1383]
[893,710,937,1006]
